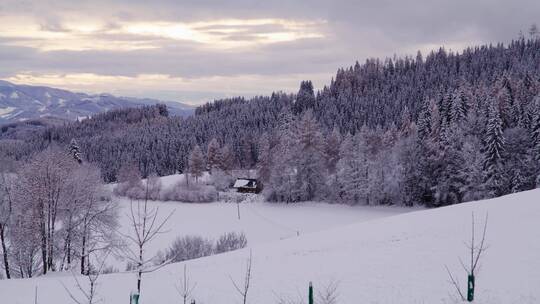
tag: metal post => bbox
[467,274,475,302]
[130,291,140,304]
[309,282,314,304]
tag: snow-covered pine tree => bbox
[337,128,369,205]
[265,109,299,202]
[483,100,505,197]
[206,138,222,174]
[69,138,83,164]
[460,137,487,202]
[450,88,468,124]
[293,80,315,114]
[256,133,272,183]
[417,99,432,140]
[431,120,467,206]
[324,127,342,174]
[219,145,234,173]
[528,96,540,162]
[295,110,327,201]
[188,145,205,183]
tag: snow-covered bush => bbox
[215,231,247,254]
[113,163,144,198]
[146,173,162,200]
[159,231,248,264]
[210,169,234,191]
[113,172,161,201]
[163,235,214,263]
[161,182,218,203]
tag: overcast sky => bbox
[0,0,538,105]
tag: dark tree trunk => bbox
[40,214,47,275]
[80,232,86,275]
[0,225,10,279]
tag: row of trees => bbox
[256,85,540,206]
[0,146,117,279]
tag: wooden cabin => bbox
[232,178,261,193]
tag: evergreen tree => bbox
[450,88,468,123]
[295,110,327,201]
[256,133,272,183]
[417,100,432,140]
[337,129,369,205]
[219,145,234,173]
[206,138,221,174]
[324,127,342,174]
[188,145,205,183]
[265,109,299,202]
[69,139,83,164]
[483,101,505,197]
[293,80,315,114]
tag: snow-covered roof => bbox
[233,178,257,188]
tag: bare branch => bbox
[230,250,253,304]
[445,265,465,301]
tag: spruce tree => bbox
[188,145,205,183]
[483,101,505,197]
[294,80,316,114]
[295,110,327,201]
[324,127,342,174]
[256,133,272,183]
[206,138,221,174]
[69,138,83,164]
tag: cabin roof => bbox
[233,178,258,189]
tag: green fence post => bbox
[130,291,139,304]
[308,282,314,304]
[467,274,475,302]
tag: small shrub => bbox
[161,182,218,203]
[164,235,214,263]
[215,232,248,254]
[210,169,234,191]
[160,232,248,265]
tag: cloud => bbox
[0,0,538,104]
[4,72,332,104]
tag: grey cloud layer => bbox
[0,0,538,103]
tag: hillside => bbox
[0,185,538,303]
[0,80,193,124]
[1,38,539,209]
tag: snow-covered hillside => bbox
[1,187,539,304]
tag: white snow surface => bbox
[1,184,539,304]
[233,178,250,188]
[0,106,15,117]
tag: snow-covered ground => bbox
[1,183,539,303]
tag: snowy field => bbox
[1,183,539,303]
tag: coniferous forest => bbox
[1,36,540,207]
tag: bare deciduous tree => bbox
[121,179,174,297]
[0,160,15,279]
[317,280,339,304]
[230,250,253,304]
[445,212,489,302]
[62,250,110,304]
[14,146,75,274]
[176,264,197,304]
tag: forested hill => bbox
[2,36,540,207]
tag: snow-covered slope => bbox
[1,189,538,304]
[0,80,193,123]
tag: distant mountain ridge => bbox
[0,80,193,124]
